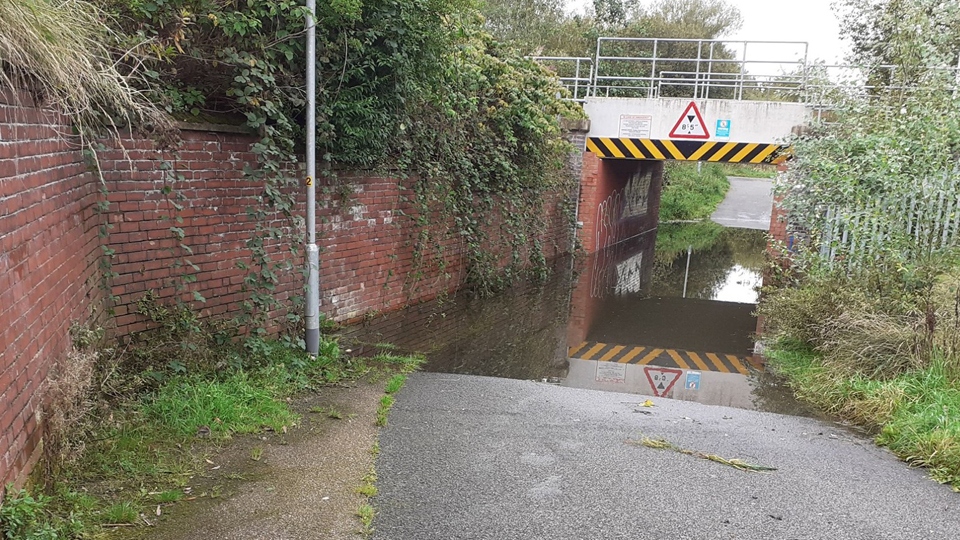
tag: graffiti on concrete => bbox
[596,169,652,250]
[623,170,651,218]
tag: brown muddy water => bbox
[342,222,819,417]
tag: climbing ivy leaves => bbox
[104,0,581,321]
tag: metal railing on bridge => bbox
[591,37,808,100]
[527,56,594,102]
[532,37,960,109]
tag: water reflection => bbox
[566,358,759,410]
[649,222,766,302]
[341,222,817,417]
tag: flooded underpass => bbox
[343,222,819,417]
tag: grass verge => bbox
[2,337,423,539]
[660,162,731,221]
[767,343,960,489]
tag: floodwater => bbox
[342,222,817,417]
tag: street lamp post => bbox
[304,0,320,355]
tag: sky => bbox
[722,0,850,64]
[567,0,852,75]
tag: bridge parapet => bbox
[535,37,959,163]
[533,37,960,109]
[582,97,804,163]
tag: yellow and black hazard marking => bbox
[567,341,759,375]
[586,137,791,164]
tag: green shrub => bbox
[0,485,83,540]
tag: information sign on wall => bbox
[619,114,653,138]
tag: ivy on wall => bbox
[101,0,581,302]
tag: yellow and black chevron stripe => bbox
[568,341,760,375]
[586,137,791,164]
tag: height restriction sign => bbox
[668,101,710,139]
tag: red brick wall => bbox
[0,94,105,488]
[96,130,302,336]
[101,141,575,330]
[577,153,664,253]
[319,173,574,322]
[768,165,791,255]
[1,100,576,488]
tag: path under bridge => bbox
[543,37,843,253]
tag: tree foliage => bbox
[628,0,741,40]
[480,0,568,53]
[480,0,742,57]
[838,0,960,86]
[480,0,745,98]
[90,0,580,301]
[777,0,960,270]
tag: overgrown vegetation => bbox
[4,1,580,532]
[659,162,731,221]
[760,0,960,489]
[0,308,421,538]
[0,0,168,137]
[94,0,581,298]
[6,0,582,344]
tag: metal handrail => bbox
[532,38,959,105]
[528,56,594,102]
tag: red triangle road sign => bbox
[668,101,710,139]
[644,366,683,397]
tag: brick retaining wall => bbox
[0,96,575,489]
[0,94,106,487]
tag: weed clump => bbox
[761,260,960,378]
[762,259,960,488]
[39,325,102,487]
[142,371,298,438]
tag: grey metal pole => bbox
[305,0,320,356]
[682,246,692,298]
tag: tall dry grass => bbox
[761,264,960,379]
[0,0,167,134]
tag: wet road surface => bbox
[710,176,774,230]
[373,374,960,540]
[361,177,960,538]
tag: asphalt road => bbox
[710,177,774,230]
[373,373,959,540]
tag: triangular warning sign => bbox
[644,367,683,397]
[668,101,710,139]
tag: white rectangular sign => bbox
[619,114,652,138]
[596,362,627,383]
